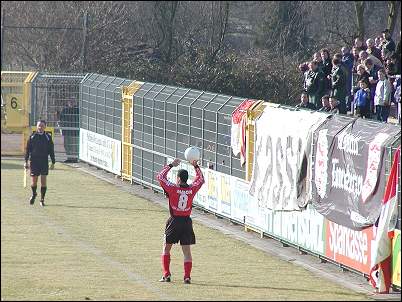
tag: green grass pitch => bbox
[1,159,371,300]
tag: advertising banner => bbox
[79,128,121,175]
[277,205,326,255]
[218,172,232,217]
[249,107,327,211]
[325,219,374,274]
[311,115,400,230]
[207,170,219,211]
[231,177,249,223]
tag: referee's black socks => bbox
[41,187,47,199]
[31,185,37,196]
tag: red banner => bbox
[325,219,374,274]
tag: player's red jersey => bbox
[157,164,205,217]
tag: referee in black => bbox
[24,120,56,207]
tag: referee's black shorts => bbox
[164,216,196,245]
[30,160,49,176]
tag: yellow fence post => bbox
[121,80,144,182]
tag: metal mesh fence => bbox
[31,73,85,161]
[80,73,132,142]
[131,82,246,188]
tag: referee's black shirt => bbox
[25,132,56,164]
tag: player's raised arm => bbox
[156,158,180,191]
[190,160,204,193]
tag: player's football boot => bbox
[29,193,37,205]
[159,275,171,282]
[184,277,191,284]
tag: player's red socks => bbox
[161,254,171,277]
[184,260,192,279]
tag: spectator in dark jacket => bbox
[341,48,354,111]
[318,95,331,112]
[366,38,382,62]
[330,57,347,114]
[386,53,401,76]
[59,100,79,162]
[305,61,326,109]
[329,96,341,114]
[313,52,324,73]
[364,58,381,115]
[296,92,317,110]
[381,29,396,56]
[320,48,332,92]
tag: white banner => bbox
[249,107,327,211]
[79,128,121,175]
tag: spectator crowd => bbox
[296,29,401,124]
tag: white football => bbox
[184,146,200,162]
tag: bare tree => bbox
[354,1,365,39]
[387,1,401,36]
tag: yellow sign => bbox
[4,94,25,128]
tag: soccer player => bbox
[156,158,205,284]
[24,120,55,207]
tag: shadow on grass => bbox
[47,204,165,213]
[1,162,24,170]
[190,282,364,297]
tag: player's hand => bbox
[24,162,29,169]
[50,163,55,170]
[171,158,180,167]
